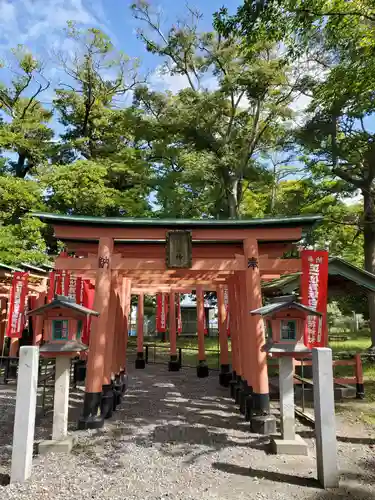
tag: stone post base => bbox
[77,392,104,430]
[39,436,75,455]
[271,434,308,456]
[197,360,209,378]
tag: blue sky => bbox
[0,0,241,91]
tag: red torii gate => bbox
[33,212,322,434]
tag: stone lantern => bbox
[28,295,99,454]
[251,295,321,456]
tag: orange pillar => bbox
[101,271,119,419]
[218,285,230,386]
[122,278,131,372]
[168,291,180,371]
[196,286,208,377]
[9,338,19,357]
[0,298,7,354]
[228,278,239,377]
[135,292,145,369]
[33,292,46,345]
[244,238,275,434]
[78,236,113,430]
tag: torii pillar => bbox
[217,285,231,387]
[196,286,209,378]
[168,291,180,371]
[135,292,145,369]
[244,238,276,434]
[78,237,113,430]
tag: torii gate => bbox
[33,212,322,434]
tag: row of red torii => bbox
[32,212,322,433]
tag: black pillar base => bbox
[251,415,277,435]
[113,375,122,410]
[219,364,231,387]
[249,392,276,435]
[135,351,146,369]
[197,360,209,378]
[78,392,104,430]
[356,383,365,399]
[168,355,180,372]
[100,384,114,420]
[239,383,252,416]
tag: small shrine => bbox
[251,295,321,456]
[251,295,321,357]
[28,294,98,454]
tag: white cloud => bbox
[0,0,112,54]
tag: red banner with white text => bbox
[6,272,29,339]
[177,295,182,334]
[48,271,83,303]
[156,293,168,332]
[301,250,329,348]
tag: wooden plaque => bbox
[166,230,192,269]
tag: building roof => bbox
[251,295,321,317]
[32,212,323,231]
[262,257,375,295]
[28,295,99,317]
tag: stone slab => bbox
[38,437,75,455]
[271,434,309,456]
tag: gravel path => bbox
[1,364,375,499]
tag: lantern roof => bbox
[251,295,322,317]
[28,294,99,317]
[39,339,88,354]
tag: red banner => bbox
[156,293,168,332]
[6,272,29,339]
[204,308,208,335]
[48,271,83,303]
[177,295,182,334]
[301,250,329,348]
[81,280,95,345]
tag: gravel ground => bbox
[1,364,375,499]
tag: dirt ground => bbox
[1,364,375,499]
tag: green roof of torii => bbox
[262,257,375,294]
[32,212,323,230]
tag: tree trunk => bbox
[362,188,375,348]
[226,178,239,219]
[15,153,26,178]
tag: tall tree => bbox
[0,46,53,177]
[219,0,375,345]
[131,1,306,218]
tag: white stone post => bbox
[271,355,308,455]
[279,356,295,440]
[10,346,39,484]
[52,357,71,441]
[312,347,339,489]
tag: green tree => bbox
[0,46,53,177]
[40,160,150,217]
[131,1,305,218]
[0,175,47,264]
